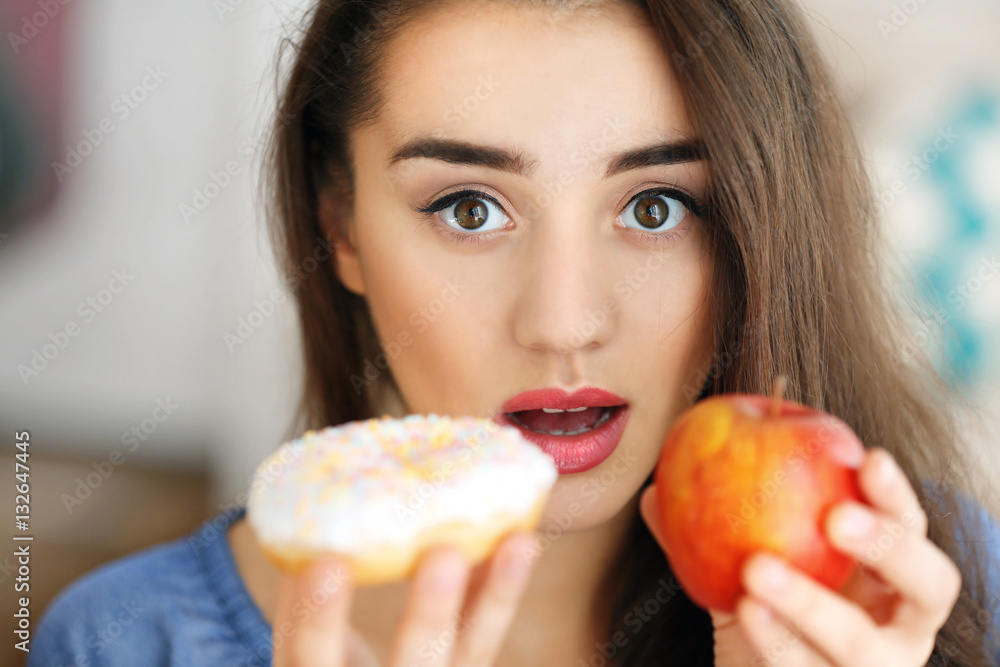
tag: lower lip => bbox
[496,405,630,474]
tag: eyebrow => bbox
[386,136,705,179]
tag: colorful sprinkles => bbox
[246,413,558,552]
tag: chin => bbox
[531,467,644,538]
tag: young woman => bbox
[31,0,1000,665]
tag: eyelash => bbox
[414,189,510,247]
[414,186,709,248]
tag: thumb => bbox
[638,484,671,557]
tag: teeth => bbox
[541,406,589,413]
[541,408,564,413]
[520,405,616,436]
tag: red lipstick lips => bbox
[493,386,630,474]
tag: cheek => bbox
[356,224,489,414]
[618,243,714,396]
[613,246,714,475]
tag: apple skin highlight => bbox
[654,389,866,613]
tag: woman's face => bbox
[330,2,715,533]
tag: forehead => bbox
[370,2,695,175]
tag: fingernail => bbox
[755,555,790,592]
[875,449,895,487]
[421,551,465,593]
[296,563,345,610]
[319,559,352,592]
[837,503,875,539]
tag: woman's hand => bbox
[271,531,539,667]
[639,446,963,666]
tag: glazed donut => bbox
[246,413,558,585]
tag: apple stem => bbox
[770,374,787,417]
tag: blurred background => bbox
[0,1,998,664]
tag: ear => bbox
[318,184,365,296]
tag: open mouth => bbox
[495,387,630,473]
[504,404,627,436]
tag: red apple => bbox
[654,376,866,612]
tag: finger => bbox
[743,551,878,665]
[826,501,962,634]
[272,570,297,666]
[734,596,825,666]
[345,625,381,667]
[836,563,899,625]
[858,447,928,536]
[708,607,769,666]
[273,558,354,667]
[451,531,539,666]
[707,608,739,631]
[639,485,670,556]
[389,544,471,667]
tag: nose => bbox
[512,209,617,355]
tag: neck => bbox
[522,490,638,625]
[504,490,639,660]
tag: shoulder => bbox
[927,482,1000,577]
[952,487,1000,605]
[925,481,1000,659]
[28,531,209,667]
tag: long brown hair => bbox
[261,0,1000,664]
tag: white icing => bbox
[246,413,558,553]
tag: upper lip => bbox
[497,386,628,416]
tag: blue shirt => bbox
[27,492,1000,666]
[28,506,273,667]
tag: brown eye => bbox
[430,192,510,235]
[453,198,489,230]
[620,191,689,233]
[633,195,669,229]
